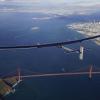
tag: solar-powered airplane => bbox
[0,35,99,60]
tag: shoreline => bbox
[67,22,100,45]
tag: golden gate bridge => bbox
[3,65,100,81]
[14,65,100,80]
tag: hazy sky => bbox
[0,0,100,6]
[0,0,99,14]
[0,0,100,3]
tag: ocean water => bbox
[0,12,100,100]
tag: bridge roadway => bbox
[11,69,100,79]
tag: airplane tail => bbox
[79,46,84,60]
[60,45,84,60]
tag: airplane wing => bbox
[0,35,99,50]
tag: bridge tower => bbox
[89,65,93,79]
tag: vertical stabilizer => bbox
[79,46,84,60]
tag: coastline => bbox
[67,22,100,45]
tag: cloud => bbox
[0,0,100,16]
[0,0,5,1]
[32,17,52,20]
[31,27,40,31]
[1,0,100,6]
[0,0,41,3]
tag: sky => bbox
[0,0,100,7]
[0,0,100,15]
[0,0,100,4]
